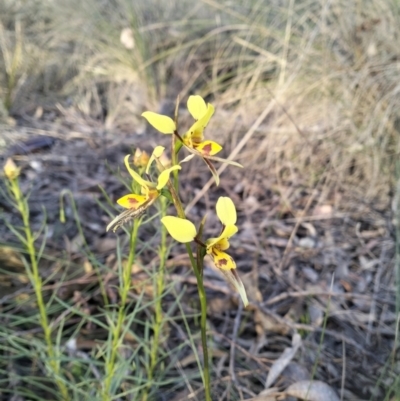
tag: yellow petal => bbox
[124,155,153,188]
[186,103,215,142]
[220,224,238,239]
[152,145,165,158]
[161,216,197,243]
[216,196,237,225]
[206,225,237,250]
[195,140,222,156]
[117,194,148,209]
[146,146,165,173]
[209,249,236,270]
[156,165,181,190]
[3,158,20,180]
[182,133,193,148]
[107,196,157,232]
[142,111,176,134]
[187,95,207,120]
[214,237,230,251]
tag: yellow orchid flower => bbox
[4,158,21,180]
[183,96,221,157]
[205,196,237,270]
[141,96,242,186]
[107,146,180,232]
[160,197,248,306]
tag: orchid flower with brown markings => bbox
[161,196,248,306]
[141,95,242,185]
[107,146,180,232]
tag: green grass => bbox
[0,166,207,400]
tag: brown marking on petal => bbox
[127,197,140,206]
[107,196,157,232]
[200,143,212,156]
[218,258,228,267]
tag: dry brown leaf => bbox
[93,237,118,254]
[241,271,262,303]
[301,222,317,237]
[0,246,25,271]
[131,272,153,297]
[207,296,236,314]
[285,380,340,401]
[66,234,84,253]
[265,334,301,388]
[302,266,319,283]
[358,255,377,271]
[244,195,260,213]
[83,259,93,274]
[247,387,279,401]
[358,227,385,239]
[271,221,293,237]
[169,389,192,401]
[308,304,323,327]
[281,362,310,383]
[312,204,333,217]
[247,395,276,401]
[266,237,289,247]
[297,237,316,249]
[255,308,290,337]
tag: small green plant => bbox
[106,95,248,400]
[3,158,69,400]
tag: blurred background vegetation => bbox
[1,0,400,400]
[2,0,399,196]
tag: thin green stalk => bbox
[155,142,211,398]
[102,218,140,400]
[172,98,180,192]
[142,197,169,401]
[185,242,211,401]
[168,182,212,401]
[8,177,69,401]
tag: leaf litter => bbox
[0,108,397,400]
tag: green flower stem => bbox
[142,197,168,401]
[8,177,69,400]
[167,183,212,401]
[171,129,179,192]
[102,218,140,401]
[184,243,211,401]
[147,145,211,399]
